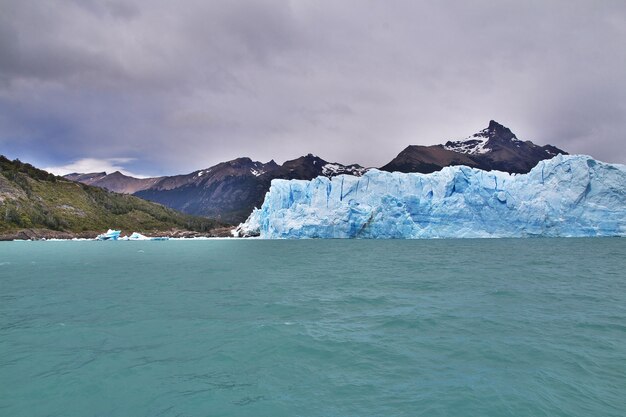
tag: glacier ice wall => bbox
[238,155,626,239]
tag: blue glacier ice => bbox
[238,155,626,239]
[96,229,121,240]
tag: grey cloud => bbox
[1,0,625,176]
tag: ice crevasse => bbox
[237,155,626,239]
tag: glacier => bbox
[237,155,626,239]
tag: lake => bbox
[1,238,625,416]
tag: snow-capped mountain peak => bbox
[382,120,567,174]
[443,120,522,155]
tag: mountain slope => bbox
[378,145,479,174]
[0,156,225,237]
[381,120,567,174]
[134,158,280,223]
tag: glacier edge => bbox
[237,155,626,239]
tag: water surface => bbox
[1,239,625,416]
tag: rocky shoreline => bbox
[0,227,236,241]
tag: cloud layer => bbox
[1,0,625,175]
[44,157,145,178]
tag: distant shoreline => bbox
[0,227,236,241]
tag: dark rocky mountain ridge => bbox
[380,120,567,174]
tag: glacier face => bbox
[238,155,626,239]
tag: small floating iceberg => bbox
[96,229,169,241]
[96,229,121,241]
[96,230,170,241]
[128,232,169,241]
[128,232,150,240]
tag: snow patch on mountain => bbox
[321,163,343,175]
[444,136,491,155]
[321,163,369,177]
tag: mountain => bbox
[380,120,567,174]
[134,154,368,223]
[66,154,367,224]
[277,154,368,179]
[134,158,281,224]
[238,155,626,238]
[0,155,226,239]
[64,171,108,183]
[64,171,164,194]
[63,121,566,224]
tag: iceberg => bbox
[96,229,121,240]
[128,232,150,240]
[238,155,626,239]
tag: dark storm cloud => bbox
[1,0,625,175]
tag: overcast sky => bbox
[1,0,625,176]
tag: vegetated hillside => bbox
[0,155,225,237]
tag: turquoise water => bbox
[1,239,625,417]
